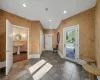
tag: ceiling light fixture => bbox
[49,20,51,22]
[45,8,48,11]
[49,26,51,27]
[23,4,26,7]
[64,10,66,14]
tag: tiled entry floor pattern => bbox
[0,51,88,80]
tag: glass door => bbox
[63,25,79,62]
[66,29,75,59]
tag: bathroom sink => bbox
[14,44,23,47]
[14,44,24,54]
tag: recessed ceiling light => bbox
[49,26,51,27]
[49,20,51,22]
[23,4,26,7]
[64,11,66,14]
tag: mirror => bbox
[57,32,60,44]
[15,34,21,41]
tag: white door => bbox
[63,25,79,63]
[45,34,52,50]
[6,20,13,75]
[40,30,44,54]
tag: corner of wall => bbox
[58,51,64,58]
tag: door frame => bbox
[13,25,30,59]
[45,34,53,50]
[63,24,79,63]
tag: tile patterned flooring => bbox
[0,51,88,80]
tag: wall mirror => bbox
[15,34,21,41]
[57,32,60,44]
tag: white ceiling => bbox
[0,0,96,29]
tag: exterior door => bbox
[63,25,79,62]
[6,20,13,75]
[45,34,52,50]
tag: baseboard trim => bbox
[28,54,40,59]
[58,51,86,65]
[0,61,5,68]
[58,51,64,58]
[77,59,87,65]
[13,51,27,54]
[44,48,53,51]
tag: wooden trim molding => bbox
[28,54,41,59]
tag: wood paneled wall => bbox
[0,17,6,62]
[44,29,57,48]
[95,0,100,69]
[31,21,44,54]
[57,8,95,59]
[0,9,44,62]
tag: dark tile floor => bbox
[0,67,5,78]
[0,51,88,80]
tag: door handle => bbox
[6,50,11,52]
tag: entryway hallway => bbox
[0,51,88,80]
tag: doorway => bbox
[6,20,29,75]
[40,30,44,54]
[63,25,79,63]
[13,25,29,63]
[45,34,52,50]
